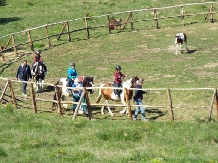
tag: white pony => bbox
[53,76,94,111]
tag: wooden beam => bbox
[8,80,18,109]
[0,81,8,102]
[72,89,86,120]
[57,22,67,41]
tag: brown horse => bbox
[95,76,139,116]
[175,33,188,53]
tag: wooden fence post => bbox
[85,88,92,120]
[30,82,37,113]
[167,88,174,121]
[154,9,159,29]
[84,17,90,39]
[45,26,51,48]
[55,85,62,116]
[72,89,86,120]
[11,34,17,57]
[0,81,9,102]
[27,30,34,52]
[8,80,18,109]
[130,12,134,31]
[181,5,185,26]
[107,15,112,34]
[122,13,131,30]
[0,45,5,61]
[124,88,132,120]
[66,21,71,42]
[205,3,214,23]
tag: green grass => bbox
[1,0,218,162]
[1,104,218,162]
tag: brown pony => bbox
[109,17,122,30]
[95,76,139,116]
[175,33,188,53]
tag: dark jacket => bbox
[133,84,146,101]
[16,64,32,81]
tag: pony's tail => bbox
[96,94,102,104]
[96,84,104,103]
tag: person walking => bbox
[133,79,147,121]
[71,76,87,114]
[16,60,32,97]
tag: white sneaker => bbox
[22,93,28,97]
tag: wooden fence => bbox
[0,77,218,121]
[0,2,217,61]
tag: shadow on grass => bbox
[0,17,20,25]
[41,85,55,93]
[187,49,197,54]
[0,0,6,6]
[147,108,166,120]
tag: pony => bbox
[175,33,188,54]
[52,76,94,111]
[95,76,139,116]
[31,61,47,93]
[109,17,122,30]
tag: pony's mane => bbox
[123,78,132,88]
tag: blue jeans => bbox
[21,79,27,94]
[134,99,146,120]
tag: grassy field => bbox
[1,0,218,162]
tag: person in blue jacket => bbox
[16,60,32,97]
[71,76,87,114]
[67,62,78,88]
[133,79,147,121]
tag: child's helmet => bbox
[115,65,121,71]
[35,50,41,55]
[70,62,75,67]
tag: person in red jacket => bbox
[32,50,47,76]
[33,50,43,63]
[114,65,126,97]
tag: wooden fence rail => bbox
[0,77,218,121]
[0,2,217,60]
